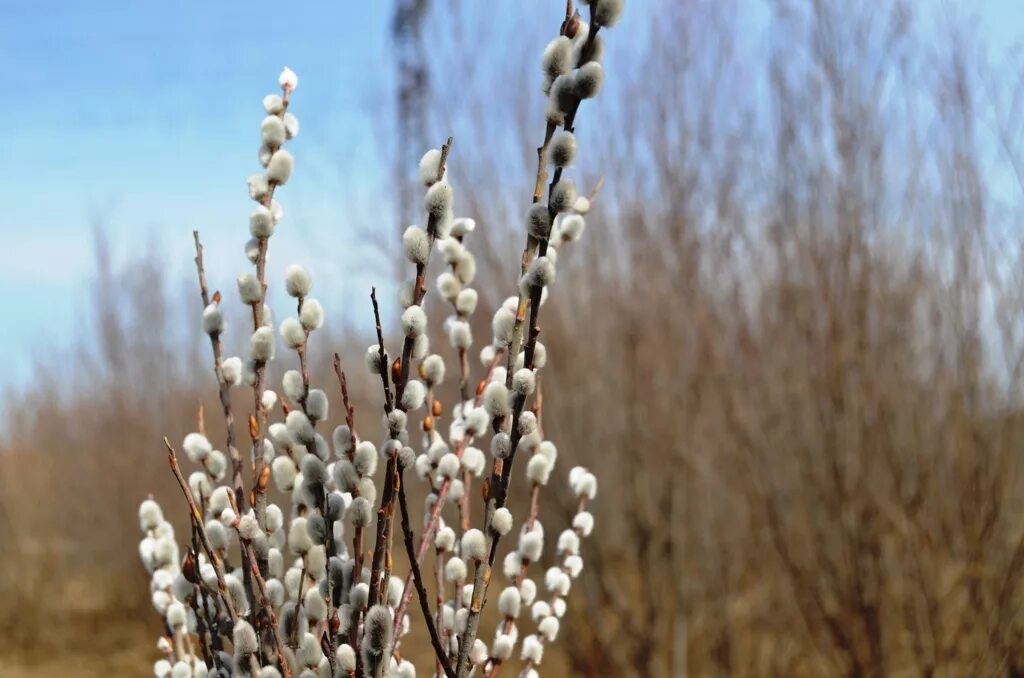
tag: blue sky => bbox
[0,1,398,388]
[0,0,1021,392]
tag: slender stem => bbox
[398,466,457,678]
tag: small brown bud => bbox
[417,361,427,380]
[422,415,434,432]
[212,290,222,304]
[476,379,487,398]
[432,400,443,417]
[563,9,582,38]
[391,357,402,384]
[329,610,341,636]
[482,477,491,503]
[257,465,271,493]
[182,548,199,584]
[248,415,259,440]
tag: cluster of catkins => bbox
[138,2,622,677]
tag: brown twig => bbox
[398,465,457,678]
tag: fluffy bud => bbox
[461,528,487,561]
[526,203,552,239]
[541,36,573,77]
[425,181,453,217]
[403,226,430,265]
[550,179,577,214]
[575,61,604,99]
[281,317,306,349]
[299,298,324,331]
[237,273,262,304]
[526,454,553,485]
[573,511,594,537]
[249,326,275,362]
[491,507,513,536]
[306,388,328,422]
[401,305,427,338]
[233,619,259,655]
[592,0,625,27]
[285,265,311,297]
[483,382,511,417]
[549,130,576,167]
[400,380,426,411]
[267,149,294,185]
[444,557,467,582]
[419,149,443,186]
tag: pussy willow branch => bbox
[333,353,357,435]
[487,389,544,677]
[165,438,261,676]
[191,232,244,536]
[398,462,457,678]
[456,12,602,676]
[391,349,505,636]
[249,81,293,574]
[370,137,453,607]
[225,491,294,678]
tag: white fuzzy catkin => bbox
[353,441,378,477]
[221,356,243,386]
[522,634,544,664]
[519,529,544,563]
[483,382,511,417]
[402,225,430,265]
[261,389,278,411]
[279,66,299,90]
[421,354,445,385]
[492,306,517,345]
[250,326,275,362]
[498,586,521,618]
[261,115,286,148]
[306,389,329,421]
[572,511,594,537]
[401,305,427,337]
[461,528,487,561]
[550,179,577,213]
[183,432,212,463]
[299,298,324,330]
[526,203,552,239]
[455,288,478,316]
[237,273,262,304]
[444,557,467,583]
[491,432,512,460]
[512,368,536,397]
[575,61,604,99]
[491,507,514,536]
[424,181,453,217]
[418,149,443,186]
[449,319,472,349]
[492,634,514,661]
[263,94,284,115]
[336,644,356,672]
[435,525,456,552]
[267,149,294,185]
[526,454,553,485]
[462,446,486,476]
[288,516,313,555]
[250,204,275,238]
[280,317,306,349]
[541,36,574,77]
[400,380,426,411]
[283,112,299,139]
[437,452,460,479]
[365,344,384,374]
[202,303,225,335]
[520,578,538,605]
[450,217,475,236]
[437,271,461,301]
[549,130,577,168]
[285,265,311,297]
[592,0,625,27]
[233,619,259,655]
[282,370,304,403]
